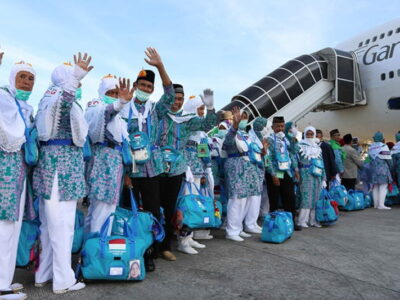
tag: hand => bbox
[232,106,241,129]
[144,47,163,68]
[124,174,132,188]
[64,52,94,91]
[295,171,300,182]
[272,176,280,186]
[73,52,94,72]
[322,180,327,188]
[185,166,195,183]
[199,89,214,110]
[118,77,135,102]
[0,52,4,65]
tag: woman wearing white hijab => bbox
[297,126,326,228]
[33,53,93,294]
[84,75,131,233]
[0,55,36,300]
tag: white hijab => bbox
[0,61,35,152]
[392,141,400,155]
[168,95,202,124]
[35,63,88,147]
[368,142,385,160]
[299,126,322,160]
[85,75,128,143]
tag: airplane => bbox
[219,18,400,143]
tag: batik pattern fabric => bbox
[157,110,217,177]
[370,157,393,185]
[85,145,123,205]
[266,133,298,178]
[392,153,400,186]
[0,150,27,221]
[298,154,324,209]
[33,91,86,201]
[222,127,264,199]
[123,85,174,178]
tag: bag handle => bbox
[14,99,28,128]
[150,215,165,242]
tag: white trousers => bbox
[243,195,261,230]
[372,184,388,208]
[226,196,247,236]
[85,200,117,234]
[260,184,270,217]
[297,208,319,226]
[0,180,26,291]
[35,173,77,291]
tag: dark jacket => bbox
[319,141,338,180]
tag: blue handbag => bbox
[238,132,264,168]
[329,180,348,207]
[310,158,324,177]
[316,189,338,225]
[342,190,365,211]
[121,136,133,166]
[364,193,373,208]
[16,219,40,269]
[161,146,182,174]
[176,182,222,229]
[80,214,146,281]
[128,107,152,164]
[15,99,39,166]
[261,212,294,243]
[111,188,165,246]
[83,136,92,162]
[72,209,85,254]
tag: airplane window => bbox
[358,42,363,47]
[388,30,393,36]
[372,36,377,42]
[396,28,400,33]
[381,73,386,81]
[380,33,385,39]
[389,71,394,78]
[365,39,370,44]
[397,69,400,77]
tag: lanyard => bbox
[14,99,28,129]
[274,134,287,154]
[128,105,151,136]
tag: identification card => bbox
[278,161,289,171]
[109,267,123,276]
[197,144,210,158]
[276,171,284,179]
[204,217,210,224]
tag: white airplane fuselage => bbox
[298,18,400,143]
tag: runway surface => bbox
[15,206,400,299]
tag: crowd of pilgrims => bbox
[0,48,399,299]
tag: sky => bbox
[0,0,399,110]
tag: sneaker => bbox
[244,227,262,234]
[193,231,213,240]
[378,206,391,210]
[53,282,86,294]
[294,225,303,231]
[297,223,309,228]
[0,291,27,300]
[226,235,244,242]
[160,251,176,261]
[177,244,198,255]
[9,284,23,292]
[239,231,252,238]
[145,257,156,272]
[189,239,206,249]
[310,223,322,228]
[35,280,52,288]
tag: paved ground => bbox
[14,206,400,300]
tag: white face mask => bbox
[276,131,285,138]
[314,138,320,144]
[291,126,298,136]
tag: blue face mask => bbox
[135,89,151,102]
[75,87,82,100]
[15,89,31,101]
[102,95,117,104]
[238,120,248,130]
[217,129,227,139]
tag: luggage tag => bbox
[276,171,284,179]
[197,143,210,158]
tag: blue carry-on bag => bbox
[364,193,373,208]
[316,189,339,225]
[16,219,40,269]
[342,190,365,211]
[80,214,147,281]
[72,209,85,254]
[329,180,348,207]
[176,182,222,229]
[261,212,294,244]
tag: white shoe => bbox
[298,223,309,228]
[193,230,213,240]
[53,282,86,294]
[35,280,52,288]
[0,292,27,300]
[189,239,206,249]
[255,224,263,231]
[177,243,199,254]
[378,206,391,210]
[310,223,322,228]
[239,231,252,238]
[226,235,244,242]
[9,283,23,292]
[244,227,262,234]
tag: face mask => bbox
[261,126,269,137]
[135,89,151,102]
[217,129,227,138]
[314,138,320,144]
[291,127,298,136]
[75,87,82,100]
[15,89,31,101]
[276,131,285,138]
[102,95,117,104]
[287,132,294,139]
[238,120,248,130]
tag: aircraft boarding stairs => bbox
[218,48,367,123]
